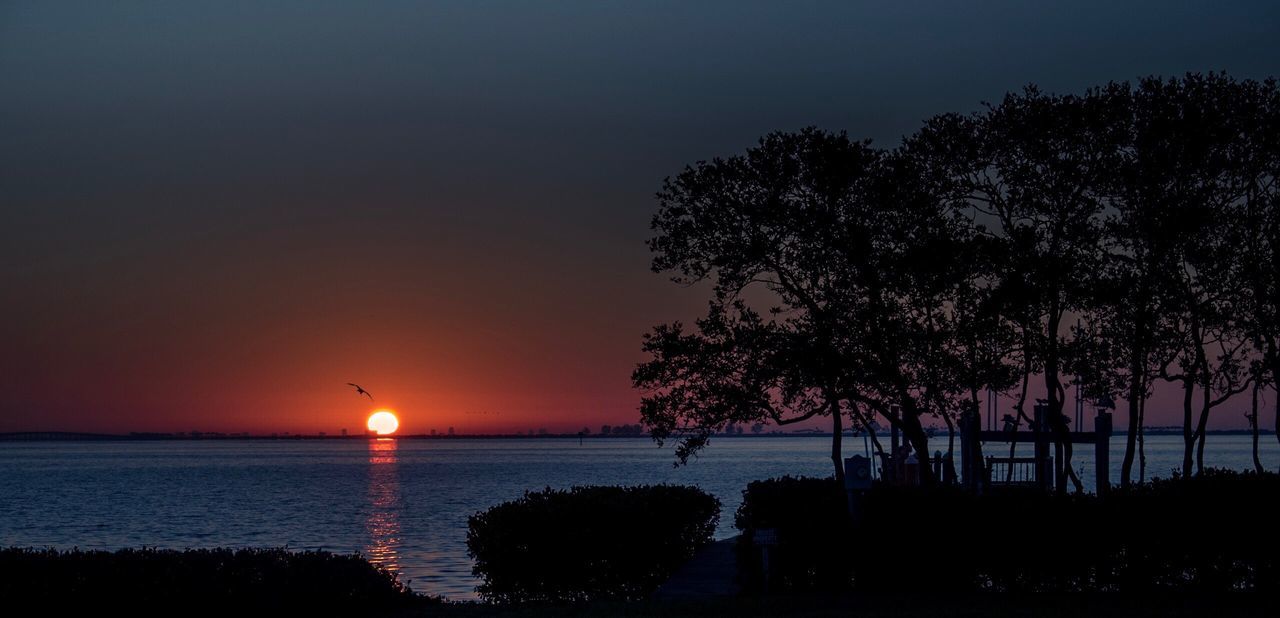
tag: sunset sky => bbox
[3,2,1278,434]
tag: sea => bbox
[1,434,1276,600]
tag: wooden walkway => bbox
[652,536,741,600]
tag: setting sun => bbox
[367,410,399,436]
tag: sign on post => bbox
[844,455,872,490]
[753,528,777,546]
[753,528,778,593]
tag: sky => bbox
[2,1,1279,435]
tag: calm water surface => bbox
[1,435,1276,599]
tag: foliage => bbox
[635,129,991,481]
[1119,74,1274,475]
[733,476,854,591]
[638,73,1280,490]
[0,546,428,612]
[635,130,886,475]
[734,470,1280,593]
[909,84,1131,493]
[466,485,720,604]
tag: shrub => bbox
[734,470,1280,594]
[467,484,720,603]
[733,476,854,591]
[1104,468,1280,591]
[0,547,429,612]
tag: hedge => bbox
[735,469,1280,593]
[0,547,428,612]
[467,484,720,603]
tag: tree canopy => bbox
[636,73,1280,486]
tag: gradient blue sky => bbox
[2,2,1278,433]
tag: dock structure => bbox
[869,401,1113,495]
[960,402,1113,495]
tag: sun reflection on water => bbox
[366,438,401,575]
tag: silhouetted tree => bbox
[1247,378,1265,473]
[635,129,884,479]
[637,130,972,481]
[639,74,1279,486]
[1077,79,1184,489]
[1125,75,1269,476]
[960,256,1022,471]
[914,85,1127,493]
[1234,77,1280,470]
[824,149,986,483]
[914,167,1021,474]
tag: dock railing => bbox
[984,456,1046,490]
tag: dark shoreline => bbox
[2,429,1275,442]
[5,546,1273,617]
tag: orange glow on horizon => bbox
[367,410,400,435]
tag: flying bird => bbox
[347,383,373,400]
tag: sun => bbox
[367,410,400,436]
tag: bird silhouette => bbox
[347,383,373,400]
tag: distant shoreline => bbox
[1,429,1274,442]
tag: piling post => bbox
[1054,440,1064,493]
[888,418,901,485]
[1095,411,1112,497]
[961,409,985,491]
[1033,403,1050,493]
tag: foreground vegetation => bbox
[736,469,1280,594]
[634,72,1280,491]
[0,547,433,613]
[467,485,720,603]
[431,594,1274,617]
[8,473,1277,615]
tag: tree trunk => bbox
[852,404,887,462]
[966,404,985,491]
[1183,322,1208,476]
[1194,358,1212,476]
[900,408,935,486]
[1121,298,1150,491]
[1045,359,1076,494]
[1180,374,1196,477]
[1272,356,1280,465]
[943,410,959,484]
[831,403,844,482]
[1120,371,1142,490]
[1251,381,1263,474]
[1044,309,1072,495]
[1138,395,1147,482]
[1010,359,1032,482]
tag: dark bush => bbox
[733,476,854,591]
[467,484,720,603]
[735,470,1280,594]
[0,547,430,612]
[1104,469,1280,591]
